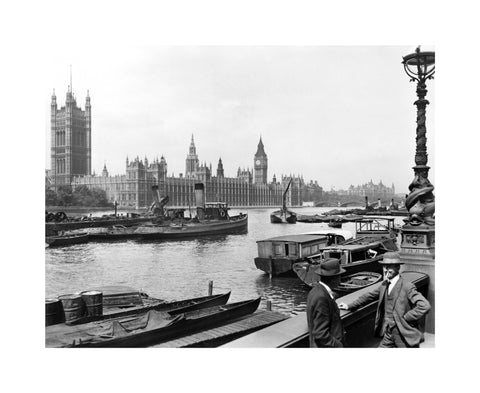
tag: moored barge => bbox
[254,230,352,276]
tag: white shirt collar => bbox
[319,281,335,299]
[387,274,400,294]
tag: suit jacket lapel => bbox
[379,281,387,302]
[391,277,403,309]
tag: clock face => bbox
[255,159,261,166]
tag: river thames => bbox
[45,207,405,315]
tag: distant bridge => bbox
[312,198,403,208]
[340,198,403,208]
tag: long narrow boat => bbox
[46,297,261,348]
[45,232,89,247]
[293,269,382,295]
[46,215,153,233]
[135,213,248,240]
[333,272,382,296]
[64,292,232,326]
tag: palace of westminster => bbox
[47,88,395,209]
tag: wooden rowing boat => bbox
[292,269,382,296]
[334,272,382,296]
[46,297,261,347]
[66,292,231,325]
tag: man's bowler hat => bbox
[314,258,346,276]
[379,252,404,265]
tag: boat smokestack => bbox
[152,185,161,203]
[195,183,206,220]
[365,196,369,208]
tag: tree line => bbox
[46,185,111,207]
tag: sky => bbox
[44,45,435,194]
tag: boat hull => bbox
[254,257,297,276]
[328,222,342,228]
[334,272,382,296]
[88,229,143,241]
[61,292,231,326]
[46,216,153,233]
[270,211,297,224]
[45,233,89,247]
[293,256,385,287]
[47,297,261,348]
[137,214,248,240]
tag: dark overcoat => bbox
[348,276,431,346]
[306,283,345,348]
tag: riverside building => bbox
[50,88,91,188]
[72,135,304,209]
[50,88,305,208]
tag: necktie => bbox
[385,280,391,295]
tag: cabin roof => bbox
[322,239,384,251]
[257,234,328,244]
[303,229,353,240]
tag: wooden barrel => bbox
[81,290,103,317]
[45,298,64,326]
[58,294,85,323]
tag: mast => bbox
[283,178,292,212]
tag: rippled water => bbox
[45,207,405,315]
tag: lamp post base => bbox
[399,223,435,334]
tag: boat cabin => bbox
[310,236,397,266]
[165,208,187,219]
[355,217,397,238]
[204,202,229,220]
[256,233,346,261]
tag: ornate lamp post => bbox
[402,46,435,228]
[400,46,435,333]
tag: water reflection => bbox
[254,274,309,314]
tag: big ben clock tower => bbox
[254,137,268,184]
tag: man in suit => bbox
[338,252,430,348]
[306,258,346,348]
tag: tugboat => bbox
[135,183,248,240]
[270,178,297,224]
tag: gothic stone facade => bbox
[71,134,303,209]
[50,89,91,188]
